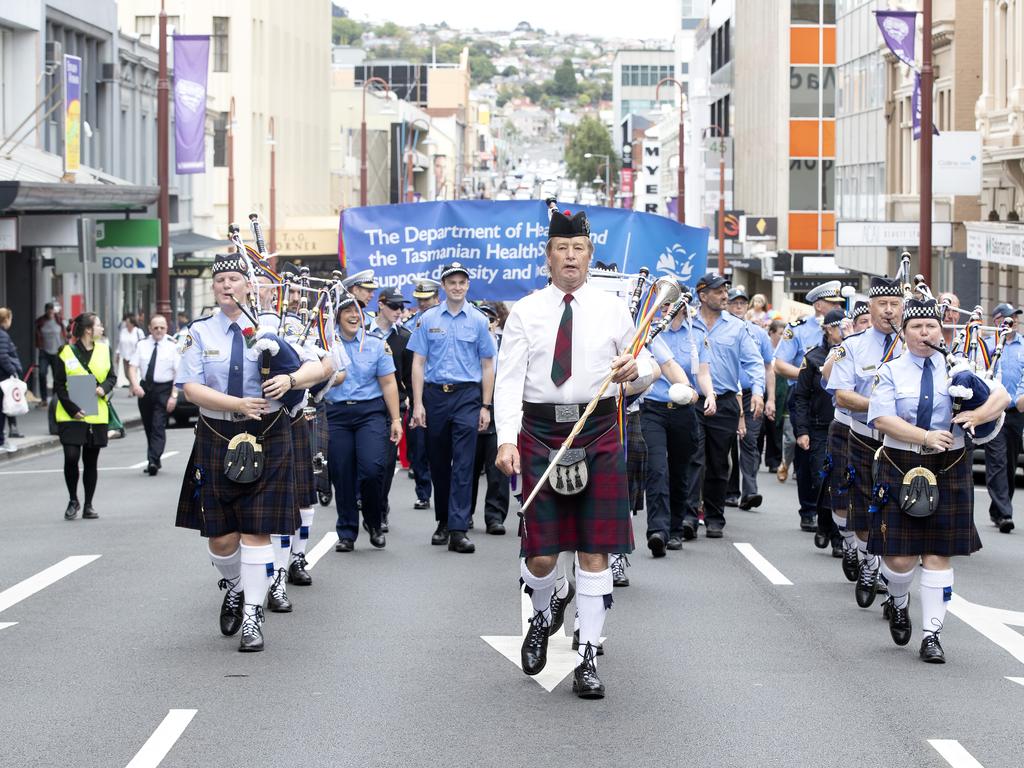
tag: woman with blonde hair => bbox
[747,293,769,326]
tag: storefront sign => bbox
[95,219,161,248]
[739,215,777,241]
[933,131,982,197]
[93,248,172,274]
[965,222,1024,266]
[836,220,952,247]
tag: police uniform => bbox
[408,263,496,553]
[130,334,179,474]
[984,304,1024,532]
[406,278,441,508]
[325,296,397,550]
[342,269,379,326]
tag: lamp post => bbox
[155,0,171,315]
[267,116,276,256]
[704,125,727,274]
[227,96,235,228]
[584,152,610,207]
[360,76,391,207]
[656,77,686,224]
[919,0,933,285]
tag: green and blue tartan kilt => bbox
[867,446,981,556]
[827,421,851,517]
[846,429,882,532]
[626,410,647,513]
[176,410,300,537]
[290,411,317,509]
[518,405,634,558]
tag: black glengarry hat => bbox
[852,301,869,319]
[212,252,248,276]
[902,298,942,326]
[823,308,846,328]
[549,208,591,238]
[868,276,903,298]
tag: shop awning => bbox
[169,230,230,253]
[0,180,159,214]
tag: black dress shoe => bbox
[486,522,506,535]
[369,528,386,548]
[238,607,265,652]
[682,519,697,540]
[724,496,740,508]
[414,498,430,510]
[739,494,762,510]
[799,516,817,532]
[572,643,605,699]
[999,517,1015,534]
[381,516,389,534]
[881,595,892,621]
[830,540,844,558]
[919,632,945,663]
[146,463,158,476]
[335,538,354,552]
[521,610,550,675]
[888,597,912,646]
[814,531,829,549]
[218,580,244,636]
[431,523,449,545]
[267,570,292,613]
[64,499,80,521]
[841,546,859,582]
[573,629,604,655]
[287,553,312,586]
[705,526,724,539]
[82,505,98,519]
[448,531,475,553]
[610,554,630,587]
[666,536,683,551]
[647,532,667,558]
[407,469,415,479]
[7,429,23,438]
[548,582,575,635]
[855,560,881,608]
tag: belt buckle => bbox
[442,384,454,393]
[667,402,677,410]
[345,400,357,405]
[554,404,580,423]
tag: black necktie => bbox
[144,343,158,387]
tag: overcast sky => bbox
[340,0,677,43]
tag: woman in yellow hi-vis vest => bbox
[53,312,116,520]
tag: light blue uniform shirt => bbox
[647,321,709,403]
[407,302,497,384]
[987,333,1024,399]
[741,320,773,391]
[325,331,395,402]
[869,350,952,432]
[826,327,902,425]
[692,310,764,396]
[773,315,822,367]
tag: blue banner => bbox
[339,200,709,302]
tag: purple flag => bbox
[172,35,210,174]
[874,11,916,69]
[912,72,939,140]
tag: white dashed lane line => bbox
[125,709,197,768]
[733,543,793,586]
[928,739,986,768]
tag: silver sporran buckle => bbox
[554,404,580,423]
[548,447,588,495]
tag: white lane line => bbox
[733,543,793,586]
[1006,676,1024,687]
[0,555,101,615]
[125,709,197,768]
[928,739,985,768]
[304,532,338,569]
[130,451,181,470]
[3,451,182,475]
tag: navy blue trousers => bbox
[406,421,432,501]
[424,384,480,532]
[641,400,698,539]
[327,398,388,541]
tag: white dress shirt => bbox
[494,282,653,446]
[130,336,179,384]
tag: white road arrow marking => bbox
[0,555,101,632]
[125,709,197,768]
[928,739,986,768]
[946,594,1024,665]
[1005,677,1024,687]
[482,590,602,693]
[733,543,793,585]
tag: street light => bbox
[361,76,391,206]
[704,125,727,274]
[656,77,687,224]
[266,116,277,256]
[227,96,236,228]
[584,152,610,207]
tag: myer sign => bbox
[965,222,1024,266]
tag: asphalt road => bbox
[1,426,1023,768]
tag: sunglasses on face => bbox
[383,302,405,311]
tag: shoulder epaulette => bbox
[788,317,807,327]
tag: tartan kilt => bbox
[519,406,634,558]
[290,412,317,509]
[867,447,981,557]
[626,410,647,513]
[847,430,882,532]
[827,421,851,516]
[175,411,300,537]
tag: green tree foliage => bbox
[501,65,519,77]
[564,115,618,187]
[551,58,578,98]
[331,17,364,45]
[469,53,497,85]
[523,82,543,103]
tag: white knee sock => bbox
[520,559,556,625]
[554,560,570,599]
[270,535,291,579]
[291,507,315,559]
[209,546,241,591]
[240,543,274,618]
[576,567,613,665]
[919,567,954,637]
[833,512,856,548]
[880,562,916,609]
[855,535,868,563]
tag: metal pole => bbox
[360,86,368,206]
[227,96,235,228]
[920,0,934,285]
[678,108,685,224]
[155,1,171,316]
[718,142,725,274]
[268,116,276,255]
[605,156,610,208]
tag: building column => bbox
[1013,0,1024,109]
[982,0,994,111]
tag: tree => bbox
[523,82,543,103]
[469,52,497,85]
[551,58,578,98]
[501,65,519,77]
[564,115,618,187]
[331,17,364,45]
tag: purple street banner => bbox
[874,11,916,69]
[339,200,709,302]
[63,54,82,173]
[912,72,940,141]
[172,35,210,174]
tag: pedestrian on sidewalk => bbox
[0,307,24,453]
[35,302,66,406]
[128,314,179,476]
[53,313,116,520]
[116,313,144,385]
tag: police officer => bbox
[469,302,510,535]
[984,303,1024,533]
[775,280,846,529]
[409,262,497,553]
[868,297,1007,663]
[791,308,845,556]
[688,273,764,539]
[342,269,379,322]
[406,278,441,509]
[175,252,325,652]
[369,287,413,532]
[128,314,179,476]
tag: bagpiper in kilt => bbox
[867,296,1008,664]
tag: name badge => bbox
[862,364,876,372]
[428,328,444,334]
[203,349,220,357]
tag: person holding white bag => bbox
[0,307,25,453]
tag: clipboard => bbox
[67,374,99,417]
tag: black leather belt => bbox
[642,399,688,411]
[522,398,616,421]
[425,382,478,393]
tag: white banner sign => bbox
[635,140,661,215]
[933,131,982,197]
[836,220,952,247]
[965,222,1024,266]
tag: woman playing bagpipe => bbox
[866,297,1009,664]
[174,249,327,653]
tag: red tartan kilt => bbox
[519,407,634,558]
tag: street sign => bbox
[965,221,1024,266]
[836,220,953,247]
[933,131,982,197]
[739,215,777,242]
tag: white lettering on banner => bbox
[375,263,549,294]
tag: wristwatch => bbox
[288,374,296,389]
